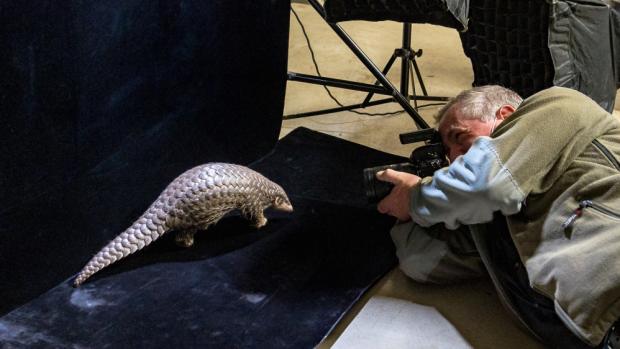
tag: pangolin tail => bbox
[73,207,168,287]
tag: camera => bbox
[363,129,448,203]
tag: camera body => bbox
[363,129,448,203]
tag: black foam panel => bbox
[459,0,555,98]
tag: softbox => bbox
[324,0,469,30]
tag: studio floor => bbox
[283,3,620,348]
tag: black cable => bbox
[290,6,406,117]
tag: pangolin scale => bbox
[73,163,293,287]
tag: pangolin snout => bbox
[275,202,294,212]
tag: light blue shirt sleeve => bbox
[409,137,526,229]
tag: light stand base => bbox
[286,1,448,129]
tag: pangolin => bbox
[73,163,293,287]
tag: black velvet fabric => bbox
[0,128,404,348]
[252,127,407,209]
[0,1,289,315]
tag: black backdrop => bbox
[0,0,290,315]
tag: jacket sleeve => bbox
[390,221,486,284]
[409,87,616,229]
[409,137,525,229]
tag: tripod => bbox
[361,23,449,111]
[286,0,449,130]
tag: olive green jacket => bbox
[391,87,620,345]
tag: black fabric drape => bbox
[0,0,289,315]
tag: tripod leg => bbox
[361,53,398,106]
[411,59,428,96]
[304,0,430,128]
[408,61,418,109]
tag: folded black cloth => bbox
[0,127,405,348]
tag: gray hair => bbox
[434,85,523,124]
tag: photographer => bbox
[376,85,620,348]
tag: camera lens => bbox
[362,163,418,203]
[363,167,394,203]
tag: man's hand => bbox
[376,169,421,222]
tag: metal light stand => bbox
[364,23,449,111]
[286,0,449,131]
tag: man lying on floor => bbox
[376,85,620,349]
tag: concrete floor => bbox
[283,3,620,349]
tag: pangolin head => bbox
[270,184,293,212]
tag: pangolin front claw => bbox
[254,215,268,229]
